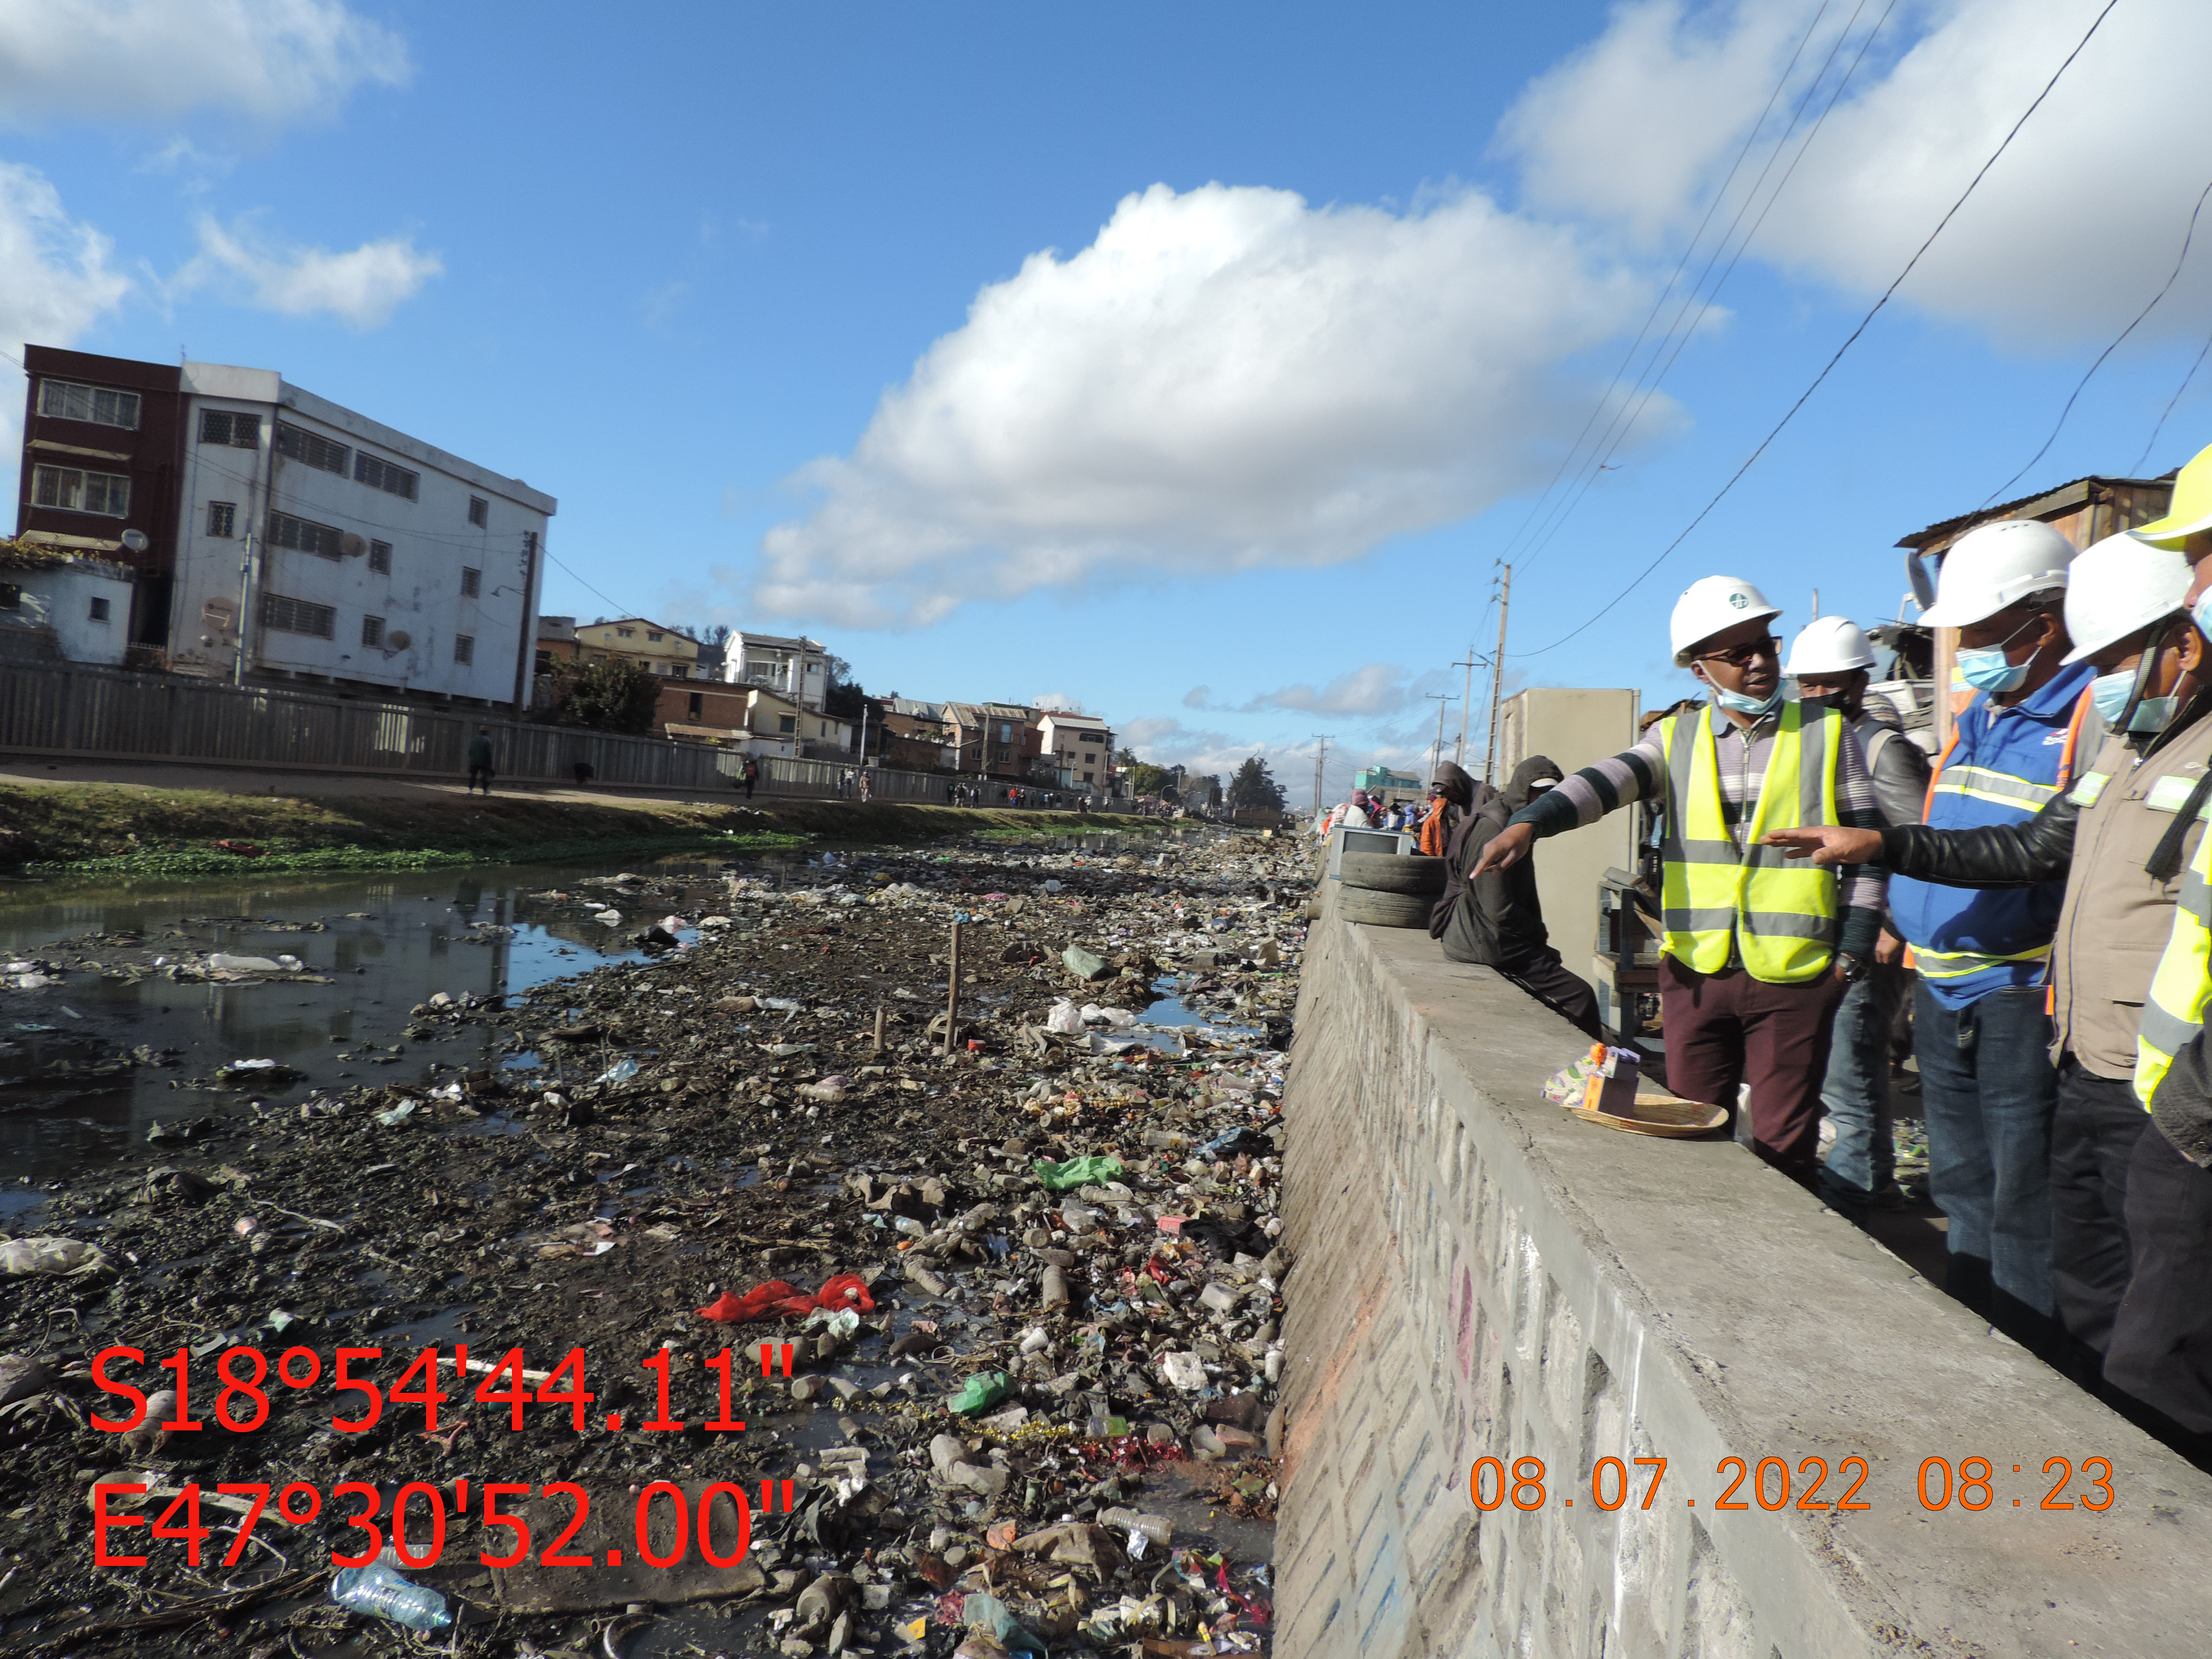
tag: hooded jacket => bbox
[1432,757,1564,966]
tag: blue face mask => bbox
[1713,684,1782,718]
[2192,588,2212,647]
[2090,667,2179,733]
[1956,644,2031,694]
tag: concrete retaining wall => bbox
[1274,893,2212,1658]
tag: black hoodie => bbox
[1430,756,1564,966]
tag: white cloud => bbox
[177,216,441,328]
[1031,691,1086,712]
[0,161,131,517]
[1242,663,1418,717]
[754,181,1664,628]
[0,0,409,127]
[1501,0,2212,342]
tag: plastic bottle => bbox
[330,1562,452,1630]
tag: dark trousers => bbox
[2051,1061,2149,1373]
[1658,956,1844,1183]
[1501,948,1601,1040]
[2106,1125,2212,1445]
[1913,985,2058,1348]
[469,765,494,792]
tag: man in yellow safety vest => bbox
[1474,576,1887,1183]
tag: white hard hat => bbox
[2061,534,2191,664]
[1785,616,1878,676]
[1669,575,1783,666]
[1917,519,2076,628]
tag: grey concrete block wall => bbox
[1275,895,2212,1659]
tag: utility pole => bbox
[1451,645,1480,767]
[1483,564,1512,784]
[1425,692,1452,783]
[1311,734,1328,815]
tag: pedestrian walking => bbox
[741,757,760,800]
[1475,575,1887,1185]
[1785,615,1936,1215]
[467,726,496,796]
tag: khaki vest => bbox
[2052,707,2212,1078]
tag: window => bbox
[261,592,335,638]
[354,452,419,501]
[1079,730,1103,744]
[207,501,237,538]
[267,510,344,559]
[275,422,350,475]
[362,615,384,648]
[998,722,1012,742]
[647,630,662,642]
[616,627,635,638]
[197,409,258,448]
[468,496,488,528]
[89,595,111,622]
[460,566,481,598]
[31,463,130,518]
[39,379,140,430]
[368,540,392,574]
[0,584,17,610]
[688,693,703,721]
[454,634,475,665]
[778,714,797,734]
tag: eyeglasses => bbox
[1692,635,1780,669]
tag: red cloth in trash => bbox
[695,1275,876,1322]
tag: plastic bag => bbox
[697,1274,875,1322]
[961,1592,1049,1657]
[949,1370,1012,1415]
[1034,1154,1125,1192]
[1045,999,1083,1035]
[0,1237,112,1277]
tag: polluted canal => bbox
[0,828,1308,1658]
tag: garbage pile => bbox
[0,828,1306,1656]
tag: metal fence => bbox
[0,660,982,802]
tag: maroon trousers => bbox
[1659,955,1845,1183]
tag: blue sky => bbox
[8,0,2212,800]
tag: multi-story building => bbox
[1038,711,1114,792]
[571,617,700,678]
[946,702,1045,778]
[658,679,850,758]
[13,346,555,710]
[723,631,829,712]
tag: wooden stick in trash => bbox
[874,1003,886,1055]
[944,920,961,1056]
[439,1353,555,1384]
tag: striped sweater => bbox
[1508,699,1887,960]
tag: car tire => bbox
[1337,886,1437,928]
[1340,851,1447,895]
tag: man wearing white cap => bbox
[1475,576,1888,1184]
[1769,534,2209,1397]
[1785,616,1932,1212]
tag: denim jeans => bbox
[1818,965,1905,1204]
[1914,982,2060,1348]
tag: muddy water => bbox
[0,856,786,1184]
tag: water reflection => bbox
[0,858,759,1178]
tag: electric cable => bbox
[1514,0,2127,660]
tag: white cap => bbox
[1669,576,1783,666]
[2060,534,2191,664]
[1917,519,2076,628]
[1785,616,1878,676]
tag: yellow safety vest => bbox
[2137,826,2212,1108]
[1658,700,1845,984]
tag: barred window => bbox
[197,409,258,448]
[355,452,419,501]
[267,511,344,559]
[467,496,488,528]
[453,633,475,665]
[460,566,481,598]
[89,596,111,622]
[275,422,350,475]
[31,463,130,517]
[39,379,140,430]
[368,539,392,574]
[261,592,335,638]
[362,615,384,648]
[207,501,237,538]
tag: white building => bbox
[723,631,829,712]
[169,361,552,707]
[0,545,136,665]
[1039,711,1114,792]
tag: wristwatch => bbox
[1835,952,1868,983]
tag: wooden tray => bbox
[1568,1092,1729,1138]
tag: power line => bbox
[1516,0,2126,661]
[1985,172,2212,506]
[2135,323,2212,473]
[543,547,641,621]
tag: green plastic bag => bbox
[1033,1154,1125,1192]
[963,1592,1049,1655]
[949,1369,1012,1415]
